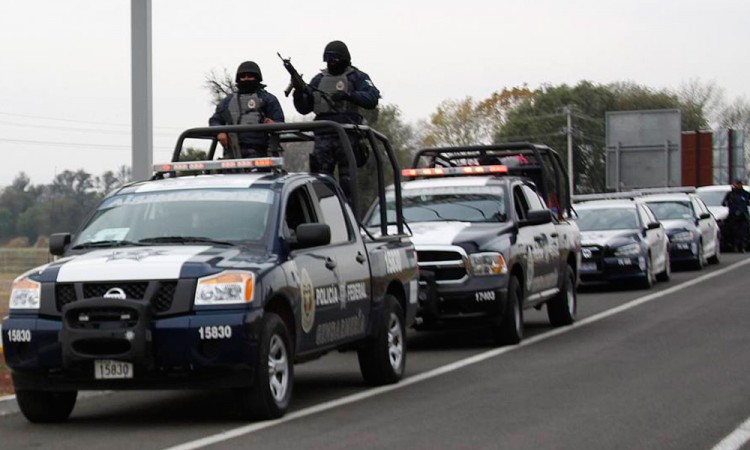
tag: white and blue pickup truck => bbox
[1,122,417,423]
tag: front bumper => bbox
[417,270,509,326]
[668,240,699,262]
[579,254,647,283]
[2,304,263,391]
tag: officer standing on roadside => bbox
[209,61,284,158]
[722,179,750,252]
[292,41,380,195]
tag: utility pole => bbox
[131,0,152,181]
[565,105,574,196]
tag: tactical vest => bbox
[228,93,264,125]
[313,68,361,116]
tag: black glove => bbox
[330,91,350,102]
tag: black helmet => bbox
[235,61,262,82]
[323,41,350,63]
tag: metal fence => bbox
[0,248,51,275]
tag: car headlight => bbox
[10,276,41,310]
[613,242,641,257]
[671,231,694,242]
[195,271,254,306]
[469,252,508,276]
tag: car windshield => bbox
[696,190,727,207]
[72,188,274,247]
[368,186,508,225]
[645,201,694,221]
[574,207,639,231]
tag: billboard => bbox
[605,109,682,190]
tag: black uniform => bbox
[293,41,379,197]
[722,185,750,251]
[209,61,285,158]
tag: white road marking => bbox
[164,258,750,450]
[711,416,750,450]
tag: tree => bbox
[419,87,533,148]
[494,81,712,193]
[676,78,726,128]
[204,68,235,106]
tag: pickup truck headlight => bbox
[670,231,694,242]
[195,271,254,306]
[10,276,41,310]
[469,252,508,276]
[613,242,641,257]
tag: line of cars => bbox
[573,189,721,288]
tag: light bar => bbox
[402,165,508,179]
[154,157,284,174]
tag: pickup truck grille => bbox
[417,247,468,283]
[55,281,178,314]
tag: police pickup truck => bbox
[1,122,417,423]
[367,144,580,344]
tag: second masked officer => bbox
[209,61,285,158]
[292,41,380,194]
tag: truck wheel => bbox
[358,295,406,385]
[16,390,77,423]
[239,312,293,420]
[547,265,577,326]
[492,275,523,345]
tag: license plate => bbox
[94,360,133,379]
[581,262,597,272]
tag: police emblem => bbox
[300,269,315,333]
[335,81,345,91]
[247,99,256,109]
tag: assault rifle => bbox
[277,52,306,97]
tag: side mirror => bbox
[520,210,553,227]
[647,222,661,230]
[294,223,331,249]
[49,233,72,256]
[699,213,712,220]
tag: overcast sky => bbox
[0,0,747,186]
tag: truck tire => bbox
[492,275,523,345]
[358,295,406,385]
[239,312,293,420]
[16,390,77,423]
[547,265,577,326]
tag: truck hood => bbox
[409,221,515,250]
[581,230,638,247]
[47,245,268,282]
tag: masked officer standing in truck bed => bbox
[209,61,285,158]
[292,41,379,197]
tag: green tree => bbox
[494,81,711,193]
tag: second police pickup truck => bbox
[366,143,581,344]
[1,122,418,423]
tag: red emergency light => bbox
[154,157,284,175]
[401,165,508,179]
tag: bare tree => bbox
[204,68,235,106]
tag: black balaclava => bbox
[235,61,262,94]
[323,41,351,76]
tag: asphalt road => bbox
[2,254,750,449]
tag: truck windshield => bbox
[645,201,694,221]
[370,186,507,225]
[575,207,638,231]
[72,188,274,247]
